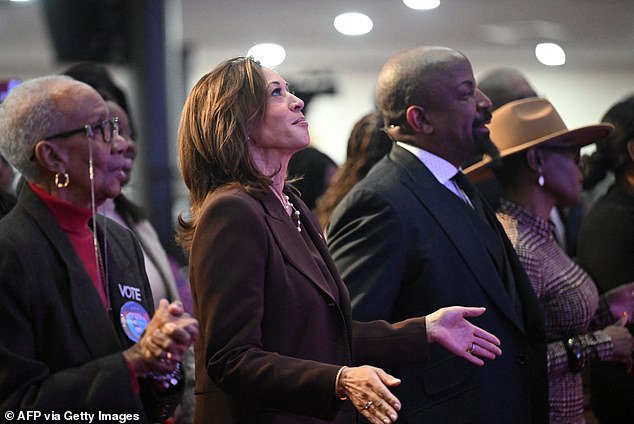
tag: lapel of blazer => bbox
[21,185,124,357]
[390,146,525,332]
[289,190,354,344]
[290,190,354,313]
[92,214,154,334]
[260,190,338,304]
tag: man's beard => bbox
[472,111,502,168]
[474,132,500,162]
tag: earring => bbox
[55,172,70,189]
[538,174,545,187]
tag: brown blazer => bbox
[189,186,429,424]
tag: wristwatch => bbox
[564,337,585,372]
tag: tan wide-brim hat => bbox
[464,97,614,176]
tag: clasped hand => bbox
[604,313,634,373]
[605,281,634,322]
[123,299,199,377]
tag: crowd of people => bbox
[0,45,632,424]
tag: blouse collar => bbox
[499,198,555,239]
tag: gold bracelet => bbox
[335,366,348,400]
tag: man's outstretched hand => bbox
[426,306,501,366]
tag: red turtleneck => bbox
[29,182,108,308]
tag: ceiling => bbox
[183,0,634,74]
[1,0,633,81]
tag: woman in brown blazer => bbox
[177,56,502,424]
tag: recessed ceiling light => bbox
[402,0,440,10]
[334,12,373,36]
[247,43,286,68]
[535,42,566,66]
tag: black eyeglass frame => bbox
[31,117,120,161]
[43,117,119,143]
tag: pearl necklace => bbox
[282,194,302,232]
[274,189,301,232]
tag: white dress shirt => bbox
[397,141,472,206]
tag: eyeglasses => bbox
[44,117,119,144]
[31,117,120,160]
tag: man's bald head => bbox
[477,67,537,110]
[376,46,466,132]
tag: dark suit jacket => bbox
[577,184,634,421]
[0,184,180,423]
[189,186,429,424]
[0,189,16,218]
[327,144,548,424]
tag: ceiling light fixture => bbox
[334,12,373,36]
[535,42,566,66]
[247,43,286,68]
[402,0,440,10]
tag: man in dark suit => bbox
[327,46,548,423]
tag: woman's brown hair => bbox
[177,56,270,251]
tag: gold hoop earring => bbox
[55,172,70,189]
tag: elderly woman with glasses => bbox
[0,75,199,423]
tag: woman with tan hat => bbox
[467,97,634,423]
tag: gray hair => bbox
[0,75,74,182]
